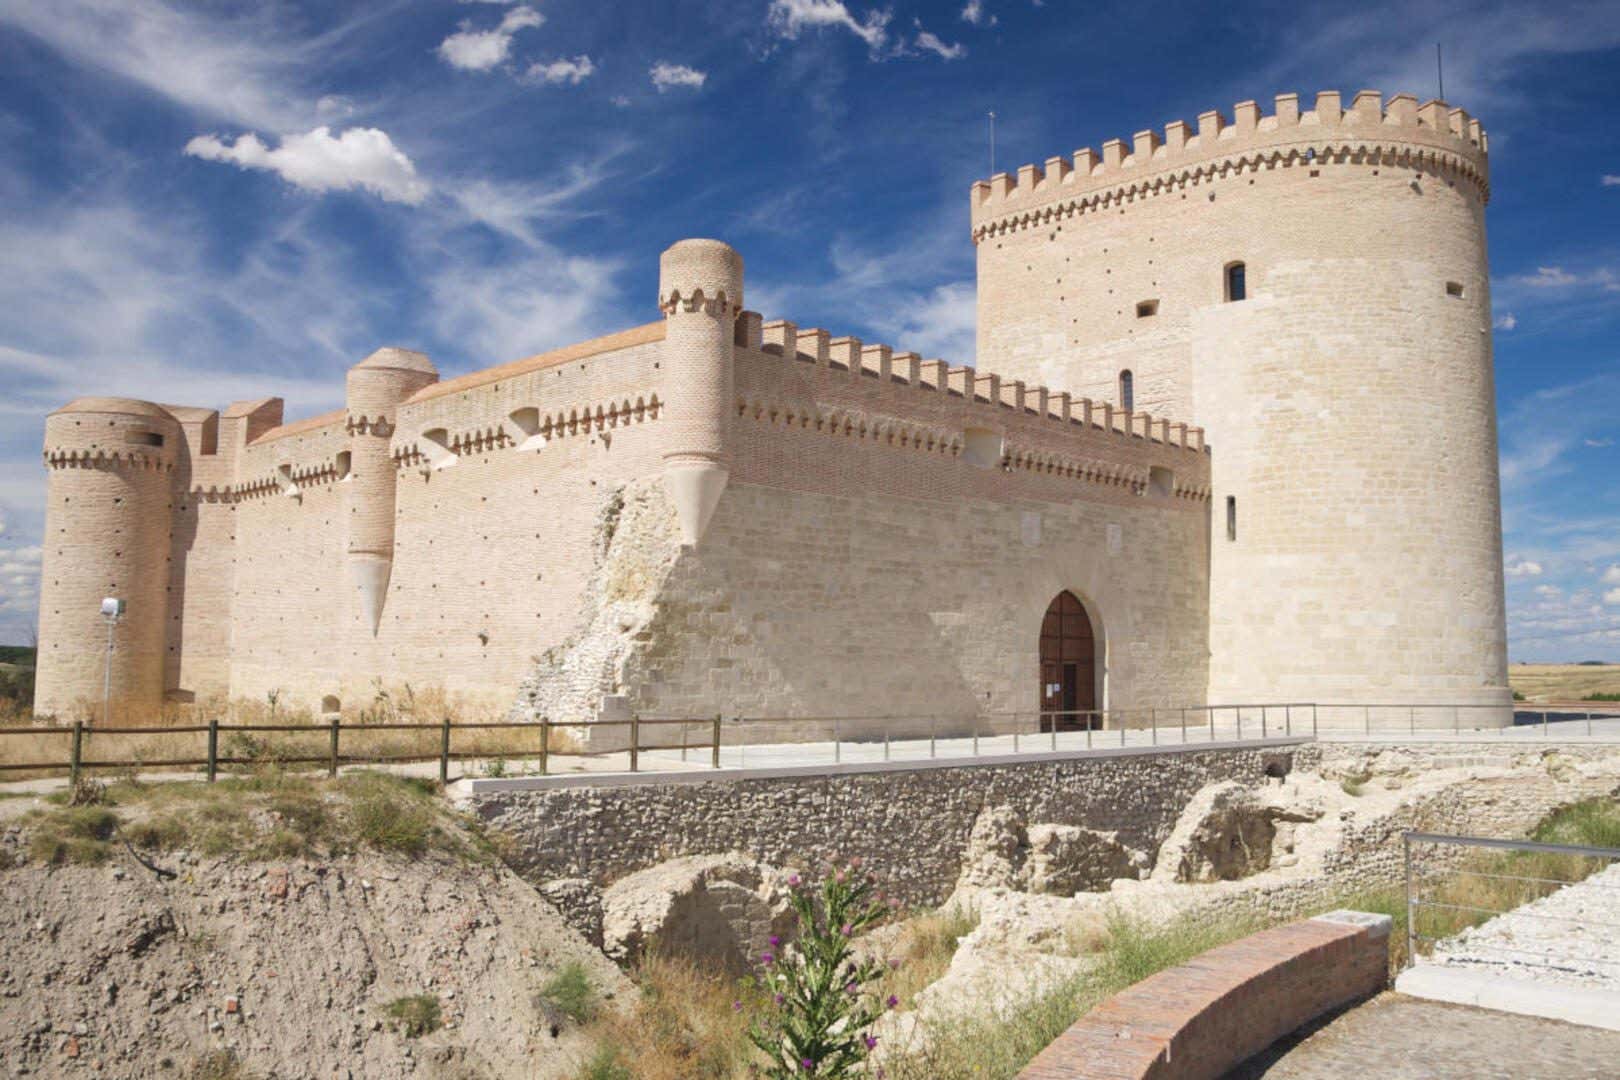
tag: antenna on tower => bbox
[988,110,997,176]
[1436,42,1445,100]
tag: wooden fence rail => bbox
[0,715,730,785]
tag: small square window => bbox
[1446,281,1465,298]
[1135,299,1159,318]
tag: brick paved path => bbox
[1228,993,1620,1079]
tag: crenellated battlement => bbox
[971,90,1489,241]
[754,318,1207,456]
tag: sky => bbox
[0,0,1617,662]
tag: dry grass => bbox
[1509,663,1620,704]
[874,902,980,1008]
[575,954,757,1080]
[18,769,495,864]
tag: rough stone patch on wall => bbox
[511,479,683,727]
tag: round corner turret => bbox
[659,239,744,315]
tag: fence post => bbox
[629,714,640,773]
[1150,707,1158,746]
[1312,703,1318,737]
[1209,707,1214,742]
[203,719,217,783]
[1181,707,1188,743]
[1409,705,1415,735]
[1261,705,1267,739]
[1284,704,1290,737]
[711,714,721,769]
[884,726,891,762]
[329,717,340,778]
[1014,718,1020,755]
[933,714,939,759]
[1364,704,1371,735]
[1050,712,1057,752]
[972,713,979,757]
[70,720,84,786]
[438,715,451,785]
[834,715,841,764]
[539,717,550,776]
[1403,833,1417,970]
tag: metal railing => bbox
[1402,831,1620,979]
[2,700,1613,785]
[0,705,1314,784]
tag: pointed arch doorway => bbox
[1040,591,1098,731]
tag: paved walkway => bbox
[1228,994,1620,1079]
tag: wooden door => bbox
[1039,591,1096,731]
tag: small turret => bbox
[344,348,437,634]
[35,398,180,720]
[658,239,744,545]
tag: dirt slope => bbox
[0,834,626,1078]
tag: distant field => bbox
[1510,663,1620,703]
[0,646,34,668]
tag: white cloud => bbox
[1534,584,1562,599]
[610,95,632,108]
[1493,312,1517,331]
[1512,265,1620,292]
[185,126,430,205]
[527,55,596,85]
[1606,588,1620,606]
[1603,566,1620,586]
[0,0,331,130]
[914,28,967,59]
[649,62,706,92]
[961,1,996,26]
[437,6,543,72]
[1587,437,1615,448]
[768,0,891,51]
[1504,556,1543,578]
[1604,175,1620,187]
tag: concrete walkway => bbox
[1228,993,1620,1079]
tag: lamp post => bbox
[100,597,123,727]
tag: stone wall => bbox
[469,742,1310,907]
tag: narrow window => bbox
[1150,466,1174,498]
[1446,281,1465,298]
[1135,299,1158,318]
[1226,496,1238,541]
[1225,262,1247,302]
[335,450,352,481]
[1119,370,1135,413]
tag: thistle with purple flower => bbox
[746,865,891,1078]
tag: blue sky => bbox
[0,0,1617,661]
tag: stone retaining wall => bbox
[469,742,1312,909]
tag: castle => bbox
[32,89,1510,731]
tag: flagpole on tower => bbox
[988,110,997,176]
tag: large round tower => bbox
[972,91,1508,715]
[35,398,180,721]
